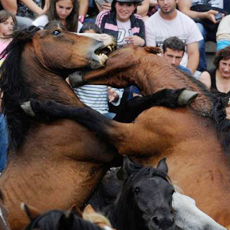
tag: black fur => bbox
[0,26,40,151]
[24,210,103,230]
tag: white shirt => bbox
[32,15,82,32]
[145,10,203,67]
[116,19,132,46]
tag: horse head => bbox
[110,157,175,230]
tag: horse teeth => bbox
[108,46,112,51]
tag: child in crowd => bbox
[72,22,123,119]
[33,0,82,32]
[0,10,16,174]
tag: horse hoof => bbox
[20,101,35,116]
[69,71,84,87]
[178,90,198,106]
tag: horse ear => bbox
[83,204,96,215]
[58,212,74,230]
[156,158,168,174]
[144,46,161,54]
[116,156,132,180]
[21,203,42,221]
[70,204,82,218]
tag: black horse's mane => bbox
[24,209,102,230]
[0,26,41,151]
[107,164,170,230]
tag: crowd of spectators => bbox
[1,0,230,172]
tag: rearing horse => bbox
[67,46,230,226]
[0,27,190,230]
[0,25,118,230]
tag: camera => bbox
[215,12,223,23]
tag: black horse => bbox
[92,157,175,230]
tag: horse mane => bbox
[24,209,102,230]
[0,26,41,151]
[107,165,170,230]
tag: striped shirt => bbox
[74,85,123,114]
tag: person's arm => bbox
[178,0,219,24]
[199,71,211,88]
[137,0,150,18]
[1,0,18,14]
[79,0,89,23]
[149,0,157,7]
[20,0,44,14]
[186,42,199,74]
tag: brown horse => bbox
[68,46,230,227]
[0,190,11,230]
[0,25,118,230]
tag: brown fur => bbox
[0,27,118,230]
[81,45,230,226]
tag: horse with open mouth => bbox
[64,45,230,227]
[0,24,119,230]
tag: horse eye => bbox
[52,30,61,36]
[133,187,140,195]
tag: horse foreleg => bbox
[114,88,198,122]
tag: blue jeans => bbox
[0,113,8,172]
[196,23,207,72]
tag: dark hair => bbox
[46,0,79,32]
[213,46,230,69]
[111,0,140,14]
[80,22,101,34]
[162,37,185,53]
[0,10,17,25]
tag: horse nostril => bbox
[152,216,160,226]
[152,216,174,228]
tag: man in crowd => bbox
[162,36,192,75]
[145,0,203,74]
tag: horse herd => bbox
[0,24,230,230]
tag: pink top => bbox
[0,38,12,66]
[0,38,12,54]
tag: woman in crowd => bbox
[0,10,17,173]
[199,47,230,118]
[199,46,230,96]
[95,0,145,47]
[33,0,82,32]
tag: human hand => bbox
[108,86,119,103]
[206,10,224,23]
[124,36,145,46]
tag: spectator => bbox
[199,46,230,119]
[33,0,82,32]
[178,0,230,72]
[216,14,230,51]
[95,0,145,47]
[94,0,150,20]
[1,0,49,27]
[162,36,192,76]
[72,22,123,119]
[0,10,17,173]
[199,46,230,97]
[145,0,203,74]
